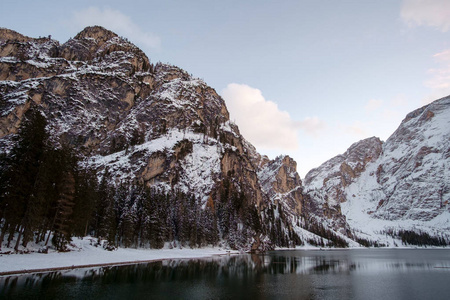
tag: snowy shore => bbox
[0,237,239,276]
[2,236,447,276]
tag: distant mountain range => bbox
[1,26,448,252]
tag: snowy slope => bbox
[342,96,450,236]
[306,96,450,242]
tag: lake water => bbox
[1,249,450,299]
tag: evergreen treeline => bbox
[0,109,97,251]
[0,109,228,251]
[92,181,221,250]
[354,236,384,248]
[265,203,302,248]
[0,109,345,253]
[1,108,289,252]
[382,228,449,247]
[397,230,448,247]
[215,176,267,249]
[303,219,348,248]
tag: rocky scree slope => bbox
[0,26,312,250]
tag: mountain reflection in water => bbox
[1,249,450,300]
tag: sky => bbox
[2,0,450,177]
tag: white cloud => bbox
[423,48,450,103]
[70,7,161,50]
[433,49,450,61]
[425,51,450,89]
[401,0,450,32]
[222,83,321,151]
[400,0,450,103]
[425,68,450,89]
[365,99,383,112]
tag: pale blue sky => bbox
[2,0,450,176]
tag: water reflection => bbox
[1,249,450,299]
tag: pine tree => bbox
[72,168,98,237]
[95,171,116,245]
[51,170,76,250]
[119,190,137,248]
[0,152,10,249]
[0,108,48,251]
[145,190,167,249]
[200,207,218,246]
[41,145,78,250]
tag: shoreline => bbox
[0,252,236,277]
[0,259,164,276]
[0,237,240,277]
[1,240,449,277]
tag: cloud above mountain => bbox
[69,7,161,50]
[221,83,325,151]
[400,1,450,103]
[421,49,450,104]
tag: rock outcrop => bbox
[259,155,303,216]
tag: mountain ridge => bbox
[305,96,450,245]
[0,26,310,251]
[1,26,449,252]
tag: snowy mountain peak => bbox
[304,136,383,192]
[305,96,450,243]
[74,26,118,43]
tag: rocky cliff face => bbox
[304,97,450,242]
[305,136,383,204]
[258,155,303,216]
[0,26,307,249]
[371,98,450,222]
[302,137,382,235]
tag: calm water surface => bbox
[1,249,450,299]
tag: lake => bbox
[1,248,450,299]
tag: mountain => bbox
[0,26,311,251]
[0,26,448,252]
[305,96,450,245]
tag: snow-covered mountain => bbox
[0,26,243,199]
[1,26,448,251]
[305,96,450,244]
[0,26,309,251]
